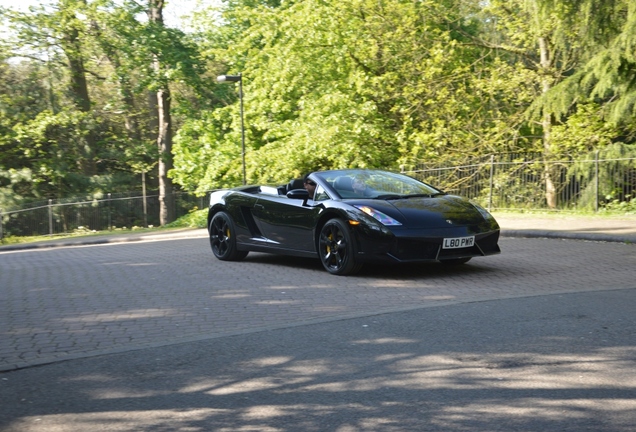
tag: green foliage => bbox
[532,0,636,128]
[171,0,541,192]
[550,102,619,155]
[0,168,34,213]
[165,208,207,228]
[2,0,636,217]
[171,109,243,192]
[601,196,636,214]
[12,110,97,192]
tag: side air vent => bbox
[240,206,263,238]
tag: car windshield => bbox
[314,170,443,200]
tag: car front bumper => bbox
[352,225,501,264]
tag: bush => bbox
[166,208,207,228]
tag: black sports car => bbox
[207,169,500,275]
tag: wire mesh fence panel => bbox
[0,191,208,239]
[2,206,51,237]
[492,157,549,210]
[54,201,104,233]
[405,151,636,211]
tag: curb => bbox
[0,229,208,252]
[500,229,636,244]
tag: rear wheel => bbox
[209,211,248,261]
[318,219,363,276]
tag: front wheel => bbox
[209,211,248,261]
[318,219,363,276]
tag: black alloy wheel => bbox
[318,218,363,276]
[209,211,248,261]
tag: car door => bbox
[252,194,322,252]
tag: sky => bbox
[0,0,213,29]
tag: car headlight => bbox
[354,205,402,226]
[471,202,495,220]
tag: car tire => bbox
[318,218,363,276]
[440,257,472,265]
[209,211,248,261]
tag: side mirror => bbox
[286,189,309,200]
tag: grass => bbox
[490,208,636,219]
[0,209,208,246]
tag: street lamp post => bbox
[217,74,246,185]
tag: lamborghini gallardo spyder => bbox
[207,169,500,275]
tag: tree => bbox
[537,0,636,126]
[109,0,205,224]
[147,0,175,225]
[171,0,527,191]
[0,0,204,224]
[1,0,101,177]
[480,0,588,208]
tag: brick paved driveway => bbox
[1,236,635,371]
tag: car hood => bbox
[349,195,498,230]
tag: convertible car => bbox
[207,169,500,275]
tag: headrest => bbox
[334,176,353,191]
[287,178,305,192]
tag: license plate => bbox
[443,236,475,249]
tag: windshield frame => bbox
[314,169,443,200]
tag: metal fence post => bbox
[595,150,600,213]
[108,193,112,231]
[48,199,53,236]
[0,208,3,241]
[488,154,495,211]
[142,172,148,228]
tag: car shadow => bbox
[358,260,495,279]
[243,253,324,271]
[242,252,495,278]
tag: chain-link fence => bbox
[402,151,636,212]
[0,191,208,240]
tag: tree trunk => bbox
[538,35,557,209]
[157,87,175,225]
[60,2,95,175]
[148,0,175,225]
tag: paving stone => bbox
[1,235,635,372]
